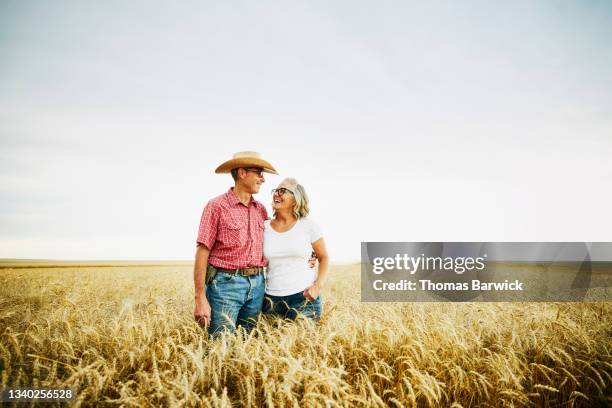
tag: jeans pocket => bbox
[294,292,312,309]
[287,291,304,302]
[213,272,236,285]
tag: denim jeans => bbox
[262,291,322,321]
[205,271,265,336]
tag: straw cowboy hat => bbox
[215,151,278,174]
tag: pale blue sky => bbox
[1,1,611,261]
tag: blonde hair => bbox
[282,178,310,219]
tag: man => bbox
[193,151,278,335]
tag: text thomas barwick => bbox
[372,280,524,291]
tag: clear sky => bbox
[1,1,611,262]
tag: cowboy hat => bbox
[215,151,278,174]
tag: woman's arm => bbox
[304,237,329,300]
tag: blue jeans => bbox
[262,291,322,321]
[205,271,265,336]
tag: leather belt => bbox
[216,266,265,276]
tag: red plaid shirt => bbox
[197,188,269,269]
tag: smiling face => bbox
[237,167,265,194]
[271,181,296,213]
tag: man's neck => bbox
[232,185,252,206]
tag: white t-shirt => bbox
[263,217,322,296]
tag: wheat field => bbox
[0,262,610,407]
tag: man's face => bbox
[239,167,265,194]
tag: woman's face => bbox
[272,181,296,213]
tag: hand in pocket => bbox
[303,283,320,301]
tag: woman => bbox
[262,178,329,321]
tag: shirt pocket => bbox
[220,212,246,247]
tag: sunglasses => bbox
[271,187,294,196]
[243,167,265,176]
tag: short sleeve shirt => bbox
[196,188,269,269]
[263,218,323,296]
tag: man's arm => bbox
[194,199,220,327]
[194,243,212,327]
[308,251,317,268]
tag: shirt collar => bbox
[225,187,261,209]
